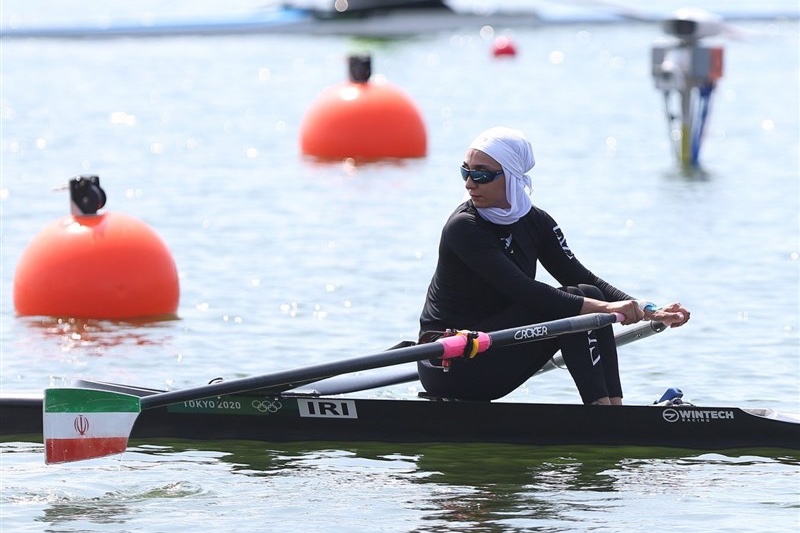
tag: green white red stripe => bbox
[44,388,141,464]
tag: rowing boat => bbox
[2,315,797,463]
[2,381,798,451]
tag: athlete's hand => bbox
[606,300,645,325]
[646,302,690,327]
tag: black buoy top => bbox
[70,175,107,215]
[348,54,372,83]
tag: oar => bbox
[291,320,668,395]
[536,319,668,373]
[43,312,622,464]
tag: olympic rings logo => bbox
[251,398,282,413]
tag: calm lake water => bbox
[1,1,798,532]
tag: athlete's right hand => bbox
[605,300,646,326]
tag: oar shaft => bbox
[487,312,623,349]
[294,318,660,395]
[141,341,446,409]
[539,320,667,373]
[141,312,622,409]
[614,320,667,345]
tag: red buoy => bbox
[492,36,518,58]
[13,176,179,320]
[300,54,427,161]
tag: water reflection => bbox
[124,440,799,531]
[665,164,713,181]
[3,439,797,533]
[38,499,134,528]
[31,473,206,530]
[18,316,177,354]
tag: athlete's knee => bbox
[577,284,604,300]
[561,284,603,300]
[562,285,583,297]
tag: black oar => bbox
[290,320,668,395]
[43,312,622,464]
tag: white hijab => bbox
[467,126,535,225]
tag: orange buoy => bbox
[13,176,179,320]
[492,36,517,58]
[300,54,427,161]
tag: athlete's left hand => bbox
[646,302,690,327]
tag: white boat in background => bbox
[1,0,796,40]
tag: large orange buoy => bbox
[300,54,427,161]
[13,176,179,320]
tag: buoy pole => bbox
[651,9,724,169]
[680,84,692,167]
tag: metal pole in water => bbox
[651,9,724,169]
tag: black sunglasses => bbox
[460,165,503,184]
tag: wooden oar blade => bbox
[44,388,141,464]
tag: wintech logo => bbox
[663,408,736,423]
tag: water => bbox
[2,441,798,533]
[1,1,799,532]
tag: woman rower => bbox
[417,126,690,405]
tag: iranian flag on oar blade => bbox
[44,388,141,464]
